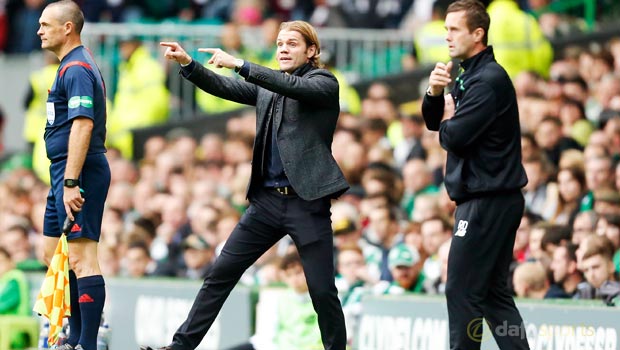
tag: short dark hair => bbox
[541,225,571,250]
[582,235,615,261]
[280,251,303,271]
[7,225,28,237]
[447,0,490,46]
[560,242,578,263]
[422,215,453,232]
[47,0,85,34]
[127,241,151,258]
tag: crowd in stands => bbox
[2,0,620,347]
[3,0,620,54]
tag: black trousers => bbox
[170,187,347,350]
[446,192,530,350]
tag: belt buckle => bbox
[276,186,288,195]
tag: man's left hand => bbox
[199,48,237,69]
[443,95,455,121]
[63,186,84,221]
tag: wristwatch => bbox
[234,58,244,72]
[64,179,80,188]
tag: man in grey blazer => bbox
[142,21,349,350]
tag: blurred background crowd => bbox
[1,0,620,345]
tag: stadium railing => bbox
[81,23,414,121]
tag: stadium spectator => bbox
[98,243,121,277]
[513,211,542,263]
[548,243,587,298]
[585,155,614,194]
[576,235,620,304]
[360,82,400,147]
[535,117,582,167]
[372,243,423,294]
[200,0,234,23]
[400,158,439,220]
[559,98,594,147]
[393,114,426,168]
[330,202,364,250]
[596,213,620,273]
[487,0,553,79]
[178,234,214,280]
[0,247,31,348]
[513,261,549,299]
[410,193,440,223]
[227,251,323,350]
[107,37,170,159]
[363,205,404,282]
[360,162,401,204]
[572,210,598,245]
[432,238,451,294]
[0,224,45,271]
[603,116,620,159]
[335,244,371,303]
[529,222,553,270]
[334,139,367,188]
[413,0,451,66]
[307,0,348,28]
[550,166,587,226]
[419,215,452,292]
[336,0,413,29]
[196,22,255,115]
[123,241,154,278]
[23,50,59,184]
[334,243,368,346]
[522,153,557,220]
[6,0,45,53]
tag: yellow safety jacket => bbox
[195,61,247,115]
[331,68,361,116]
[108,46,170,159]
[25,64,58,184]
[414,20,450,65]
[24,64,59,143]
[488,0,553,79]
[196,48,261,115]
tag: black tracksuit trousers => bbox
[446,191,530,350]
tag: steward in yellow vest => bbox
[108,40,170,159]
[487,0,553,79]
[24,52,59,184]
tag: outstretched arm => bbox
[160,42,258,106]
[160,41,193,66]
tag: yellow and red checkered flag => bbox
[33,233,71,347]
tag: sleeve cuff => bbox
[424,92,444,103]
[237,61,250,79]
[180,60,196,78]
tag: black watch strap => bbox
[64,179,80,188]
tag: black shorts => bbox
[43,153,110,241]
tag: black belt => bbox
[272,186,296,196]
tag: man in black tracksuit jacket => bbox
[421,1,530,349]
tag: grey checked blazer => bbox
[183,61,350,201]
